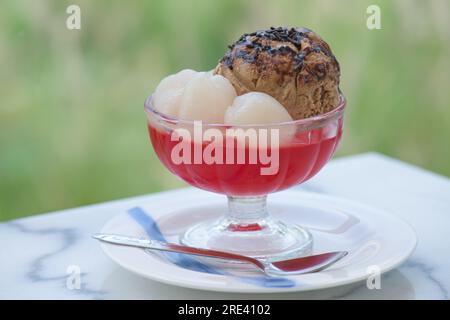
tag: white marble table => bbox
[1,153,449,300]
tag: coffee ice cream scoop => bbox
[215,27,341,120]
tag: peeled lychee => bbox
[153,69,197,117]
[179,72,237,123]
[225,92,293,125]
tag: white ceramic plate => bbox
[98,188,417,293]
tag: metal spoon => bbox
[93,233,347,277]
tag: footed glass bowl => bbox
[144,95,346,261]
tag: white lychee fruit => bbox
[225,92,293,124]
[178,72,236,123]
[225,92,295,145]
[152,69,197,117]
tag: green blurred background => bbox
[1,0,449,221]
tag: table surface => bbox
[1,152,449,300]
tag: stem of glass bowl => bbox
[226,195,269,228]
[181,194,313,260]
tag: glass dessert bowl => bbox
[144,94,346,262]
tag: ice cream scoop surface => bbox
[215,27,340,120]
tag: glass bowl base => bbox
[180,217,313,263]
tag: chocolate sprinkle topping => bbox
[220,26,339,75]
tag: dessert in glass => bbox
[144,27,346,262]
